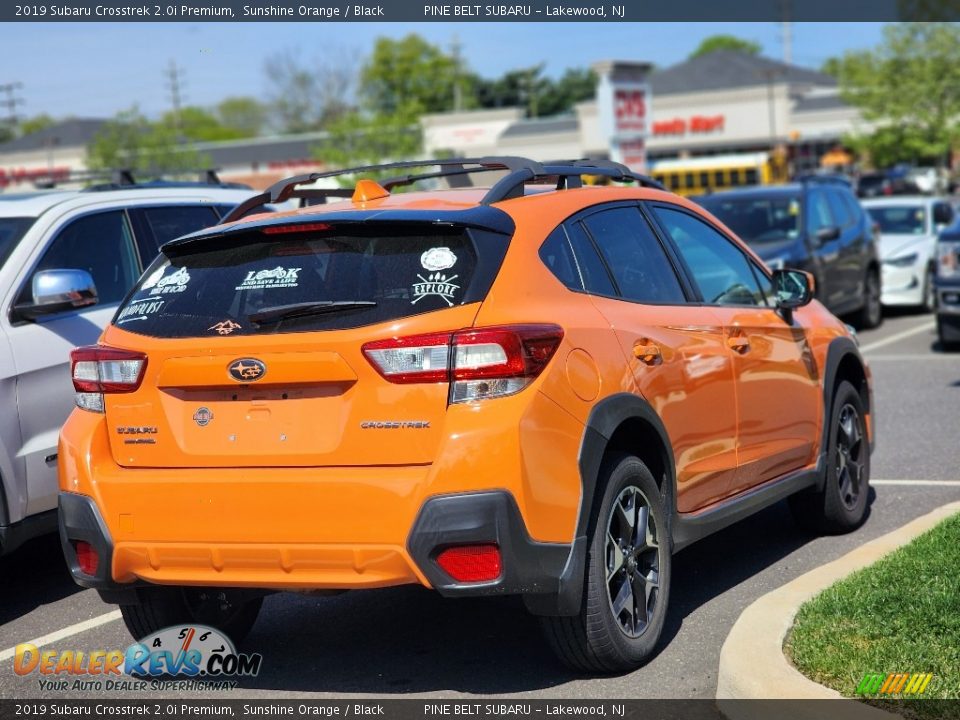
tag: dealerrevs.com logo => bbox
[14,625,262,692]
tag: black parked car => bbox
[694,178,882,328]
[935,221,960,349]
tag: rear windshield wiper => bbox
[248,300,377,325]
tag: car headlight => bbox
[939,241,960,279]
[883,252,919,268]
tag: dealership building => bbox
[0,50,865,191]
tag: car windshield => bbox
[696,196,801,244]
[866,206,927,235]
[0,217,35,270]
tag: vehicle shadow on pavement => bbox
[0,533,83,627]
[233,494,873,695]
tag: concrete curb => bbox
[716,501,960,719]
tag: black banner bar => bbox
[5,0,960,22]
[2,700,956,720]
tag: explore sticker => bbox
[412,272,460,307]
[150,267,191,295]
[236,266,302,291]
[117,299,164,324]
[420,247,458,272]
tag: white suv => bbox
[0,182,262,554]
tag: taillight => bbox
[436,544,502,582]
[70,345,147,413]
[361,324,563,403]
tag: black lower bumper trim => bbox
[58,492,126,590]
[407,491,578,615]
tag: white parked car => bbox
[0,180,264,555]
[862,196,956,311]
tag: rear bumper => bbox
[59,489,574,609]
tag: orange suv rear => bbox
[58,158,873,671]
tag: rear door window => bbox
[114,226,505,337]
[580,206,686,304]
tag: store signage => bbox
[652,114,725,136]
[0,166,71,188]
[595,61,652,173]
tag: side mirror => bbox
[13,269,98,321]
[815,225,841,243]
[773,269,814,323]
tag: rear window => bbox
[113,225,507,337]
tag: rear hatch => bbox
[103,220,510,468]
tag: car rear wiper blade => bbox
[249,301,377,325]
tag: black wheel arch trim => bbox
[820,336,873,466]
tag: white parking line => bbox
[859,320,935,353]
[0,609,121,661]
[872,479,960,487]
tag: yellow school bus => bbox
[649,151,789,197]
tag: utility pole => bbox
[451,34,464,112]
[779,0,792,65]
[0,81,24,132]
[164,60,185,135]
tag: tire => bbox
[120,586,263,644]
[541,454,670,673]
[921,265,937,313]
[856,269,883,329]
[790,380,870,534]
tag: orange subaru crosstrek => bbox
[58,158,873,671]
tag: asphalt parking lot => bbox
[2,308,958,701]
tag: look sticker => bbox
[420,247,457,272]
[236,266,301,291]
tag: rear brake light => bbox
[436,544,501,582]
[73,540,99,575]
[70,345,147,413]
[361,324,563,403]
[263,222,332,235]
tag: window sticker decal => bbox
[150,267,191,295]
[139,266,166,291]
[420,247,458,272]
[236,266,302,291]
[209,320,242,335]
[412,272,460,306]
[117,299,164,324]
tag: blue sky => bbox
[5,22,886,121]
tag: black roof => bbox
[650,51,835,95]
[0,118,107,153]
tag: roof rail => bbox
[31,167,245,191]
[218,156,667,224]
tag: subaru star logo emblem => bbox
[228,358,266,382]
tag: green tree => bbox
[86,107,208,175]
[161,106,246,142]
[539,67,597,117]
[217,96,268,137]
[834,23,960,167]
[19,114,56,136]
[689,34,762,58]
[360,34,460,117]
[264,48,357,133]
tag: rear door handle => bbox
[633,341,662,365]
[726,334,751,354]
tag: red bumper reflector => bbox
[74,540,99,575]
[435,544,502,582]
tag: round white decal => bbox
[420,247,458,272]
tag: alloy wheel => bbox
[836,403,865,510]
[605,486,660,638]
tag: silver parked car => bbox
[862,196,955,311]
[0,181,263,554]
